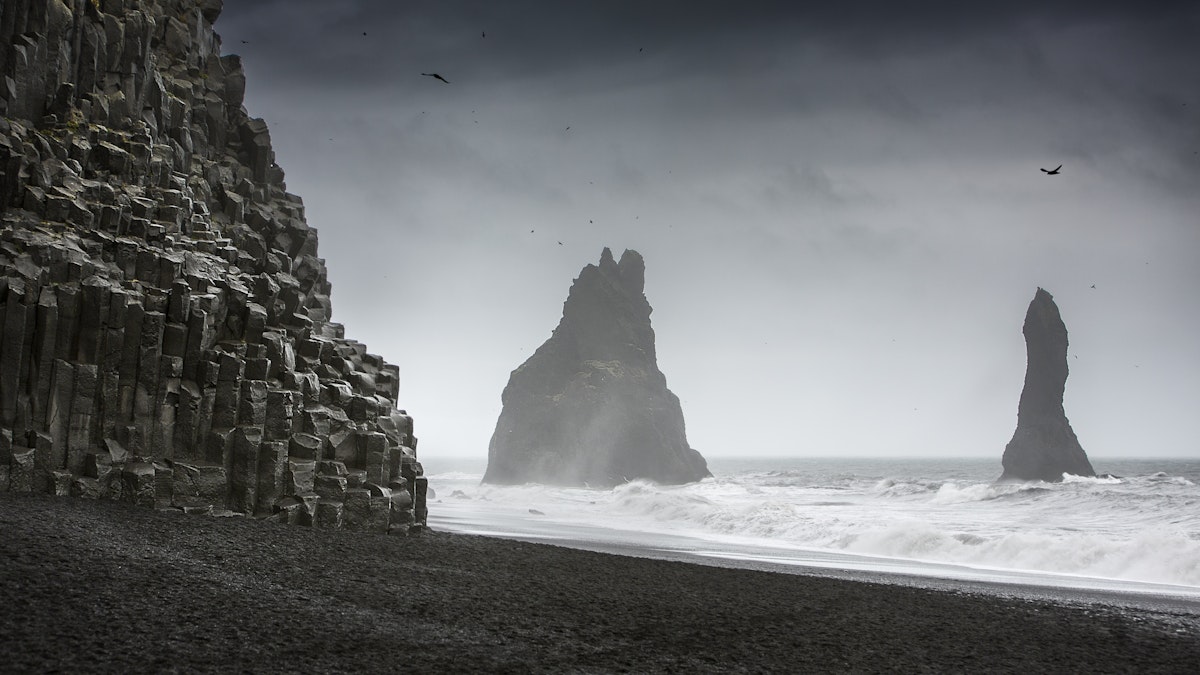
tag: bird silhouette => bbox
[1090,284,1096,289]
[557,241,563,246]
[421,73,450,84]
[1040,164,1062,175]
[482,30,486,38]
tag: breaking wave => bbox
[426,459,1200,589]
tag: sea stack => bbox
[999,288,1095,482]
[483,248,710,487]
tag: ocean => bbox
[423,456,1200,600]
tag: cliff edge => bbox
[0,0,425,530]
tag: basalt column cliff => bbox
[999,288,1095,482]
[0,0,426,531]
[484,248,710,487]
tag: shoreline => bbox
[3,492,1199,672]
[428,486,1200,614]
[446,527,1200,619]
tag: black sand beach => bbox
[2,492,1198,673]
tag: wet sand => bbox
[2,492,1198,673]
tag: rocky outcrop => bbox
[999,288,1095,482]
[484,248,709,487]
[0,0,426,531]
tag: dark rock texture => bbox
[0,0,425,530]
[1000,288,1095,482]
[484,248,709,487]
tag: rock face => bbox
[0,0,426,531]
[1000,288,1095,482]
[484,248,709,487]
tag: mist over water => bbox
[425,456,1200,595]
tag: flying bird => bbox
[557,241,563,246]
[1090,284,1096,289]
[1040,164,1062,175]
[421,73,450,84]
[482,30,486,38]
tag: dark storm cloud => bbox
[219,1,1195,89]
[220,1,1200,181]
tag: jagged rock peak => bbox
[599,245,616,268]
[484,248,709,487]
[585,247,643,296]
[0,0,426,530]
[999,288,1095,482]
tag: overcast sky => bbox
[215,2,1199,461]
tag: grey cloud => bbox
[212,2,1200,459]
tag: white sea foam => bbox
[425,457,1200,590]
[425,471,483,481]
[1062,473,1122,485]
[842,521,1200,586]
[929,481,1045,504]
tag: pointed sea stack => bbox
[999,288,1095,482]
[483,248,710,487]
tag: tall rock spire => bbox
[484,248,710,487]
[1000,288,1095,482]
